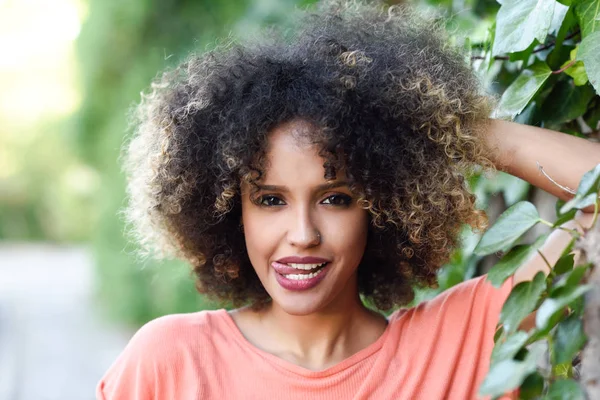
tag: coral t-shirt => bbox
[96,275,516,399]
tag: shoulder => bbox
[118,310,220,359]
[133,309,221,344]
[389,274,513,324]
[96,309,227,400]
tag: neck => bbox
[256,285,387,370]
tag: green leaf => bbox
[519,372,545,399]
[536,284,592,330]
[560,163,600,213]
[561,47,589,86]
[479,343,544,397]
[550,2,570,34]
[554,315,587,364]
[545,379,585,400]
[553,206,577,227]
[563,58,589,86]
[552,265,589,295]
[491,331,529,362]
[584,102,600,132]
[560,193,599,214]
[575,0,600,38]
[487,234,549,288]
[502,176,531,207]
[474,201,541,256]
[577,31,600,95]
[501,272,546,334]
[575,163,600,197]
[527,310,566,344]
[554,253,575,275]
[493,0,557,55]
[514,101,537,125]
[494,62,552,119]
[540,80,595,125]
[547,8,577,69]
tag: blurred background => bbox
[0,0,550,398]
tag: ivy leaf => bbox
[487,234,549,288]
[554,315,587,364]
[560,163,600,213]
[547,8,577,69]
[584,102,600,132]
[493,0,557,56]
[545,379,585,399]
[519,372,545,399]
[479,342,545,397]
[560,193,599,214]
[562,47,589,86]
[554,253,575,275]
[536,284,592,330]
[502,176,530,207]
[575,0,600,38]
[550,2,570,34]
[474,201,540,256]
[577,31,600,95]
[552,265,589,295]
[574,163,600,197]
[500,272,546,334]
[491,331,529,362]
[494,62,552,119]
[553,206,577,227]
[539,80,595,126]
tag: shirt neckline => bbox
[217,308,393,378]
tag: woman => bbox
[96,1,599,399]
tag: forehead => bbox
[261,119,342,184]
[267,118,318,150]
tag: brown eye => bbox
[259,195,285,207]
[322,194,352,206]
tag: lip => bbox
[273,262,331,291]
[276,256,330,264]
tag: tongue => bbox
[272,261,325,275]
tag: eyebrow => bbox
[256,181,350,192]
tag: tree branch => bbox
[470,30,581,62]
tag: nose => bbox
[287,206,321,248]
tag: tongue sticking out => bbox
[272,261,328,275]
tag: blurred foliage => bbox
[75,0,318,324]
[5,7,598,386]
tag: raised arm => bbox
[484,119,600,212]
[481,119,599,292]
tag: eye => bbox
[259,195,285,207]
[322,194,352,206]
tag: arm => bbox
[482,120,600,289]
[484,119,600,212]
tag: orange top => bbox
[96,275,516,399]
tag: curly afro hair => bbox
[122,0,497,312]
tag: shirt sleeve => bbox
[387,274,516,399]
[96,316,179,400]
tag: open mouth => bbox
[272,261,331,290]
[282,262,329,280]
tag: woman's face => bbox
[241,119,369,315]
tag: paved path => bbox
[0,243,131,400]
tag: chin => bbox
[274,296,326,316]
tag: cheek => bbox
[241,212,280,269]
[329,211,369,254]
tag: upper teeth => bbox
[287,262,327,270]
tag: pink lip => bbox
[272,262,331,291]
[276,256,330,264]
